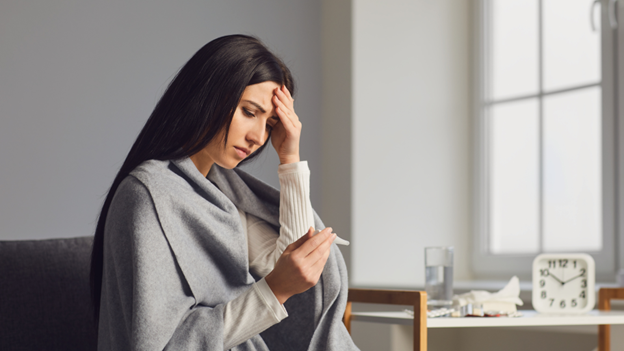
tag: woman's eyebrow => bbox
[242,100,267,114]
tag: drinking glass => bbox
[425,246,454,307]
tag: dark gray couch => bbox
[0,236,97,350]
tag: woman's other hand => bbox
[265,227,336,304]
[270,86,301,165]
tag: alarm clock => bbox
[532,253,595,314]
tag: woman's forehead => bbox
[241,81,280,112]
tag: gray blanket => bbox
[98,157,358,350]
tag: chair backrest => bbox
[0,236,97,351]
[344,288,427,351]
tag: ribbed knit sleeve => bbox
[276,161,315,251]
[222,278,288,350]
[247,161,314,277]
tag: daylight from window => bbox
[485,0,602,254]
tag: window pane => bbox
[490,0,539,100]
[543,87,602,251]
[543,0,601,91]
[489,99,540,254]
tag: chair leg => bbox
[599,325,610,351]
[413,292,427,351]
[344,301,353,334]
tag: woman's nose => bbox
[247,121,267,145]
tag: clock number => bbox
[573,260,577,268]
[560,300,566,309]
[581,279,587,288]
[541,291,547,299]
[558,259,568,268]
[549,298,555,307]
[580,291,586,299]
[580,268,586,277]
[548,260,556,268]
[539,279,545,287]
[540,269,549,277]
[571,299,577,307]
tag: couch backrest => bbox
[0,236,97,351]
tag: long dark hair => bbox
[90,34,295,326]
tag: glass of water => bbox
[425,246,454,308]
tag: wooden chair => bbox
[598,287,624,351]
[343,288,428,351]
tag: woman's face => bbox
[193,81,281,173]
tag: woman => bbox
[90,35,358,350]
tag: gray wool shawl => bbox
[98,157,359,351]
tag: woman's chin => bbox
[215,159,241,170]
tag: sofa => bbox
[0,236,97,351]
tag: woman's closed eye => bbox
[242,108,255,117]
[244,107,274,131]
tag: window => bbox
[474,0,617,278]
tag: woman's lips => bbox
[234,146,249,158]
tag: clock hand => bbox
[548,272,565,285]
[562,273,584,285]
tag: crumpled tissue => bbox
[452,276,524,313]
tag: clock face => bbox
[532,254,595,313]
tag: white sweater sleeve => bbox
[248,161,315,277]
[222,277,288,350]
[221,161,313,349]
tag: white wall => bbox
[0,0,322,240]
[321,0,354,274]
[351,0,473,287]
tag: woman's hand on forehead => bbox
[270,85,301,165]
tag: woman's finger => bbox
[272,87,301,135]
[308,232,336,266]
[274,88,297,120]
[286,227,315,253]
[296,227,332,257]
[273,98,297,131]
[275,86,295,110]
[309,235,334,276]
[281,85,294,102]
[273,89,294,115]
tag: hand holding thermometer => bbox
[312,228,350,246]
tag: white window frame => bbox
[473,0,618,281]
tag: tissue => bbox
[452,276,524,313]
